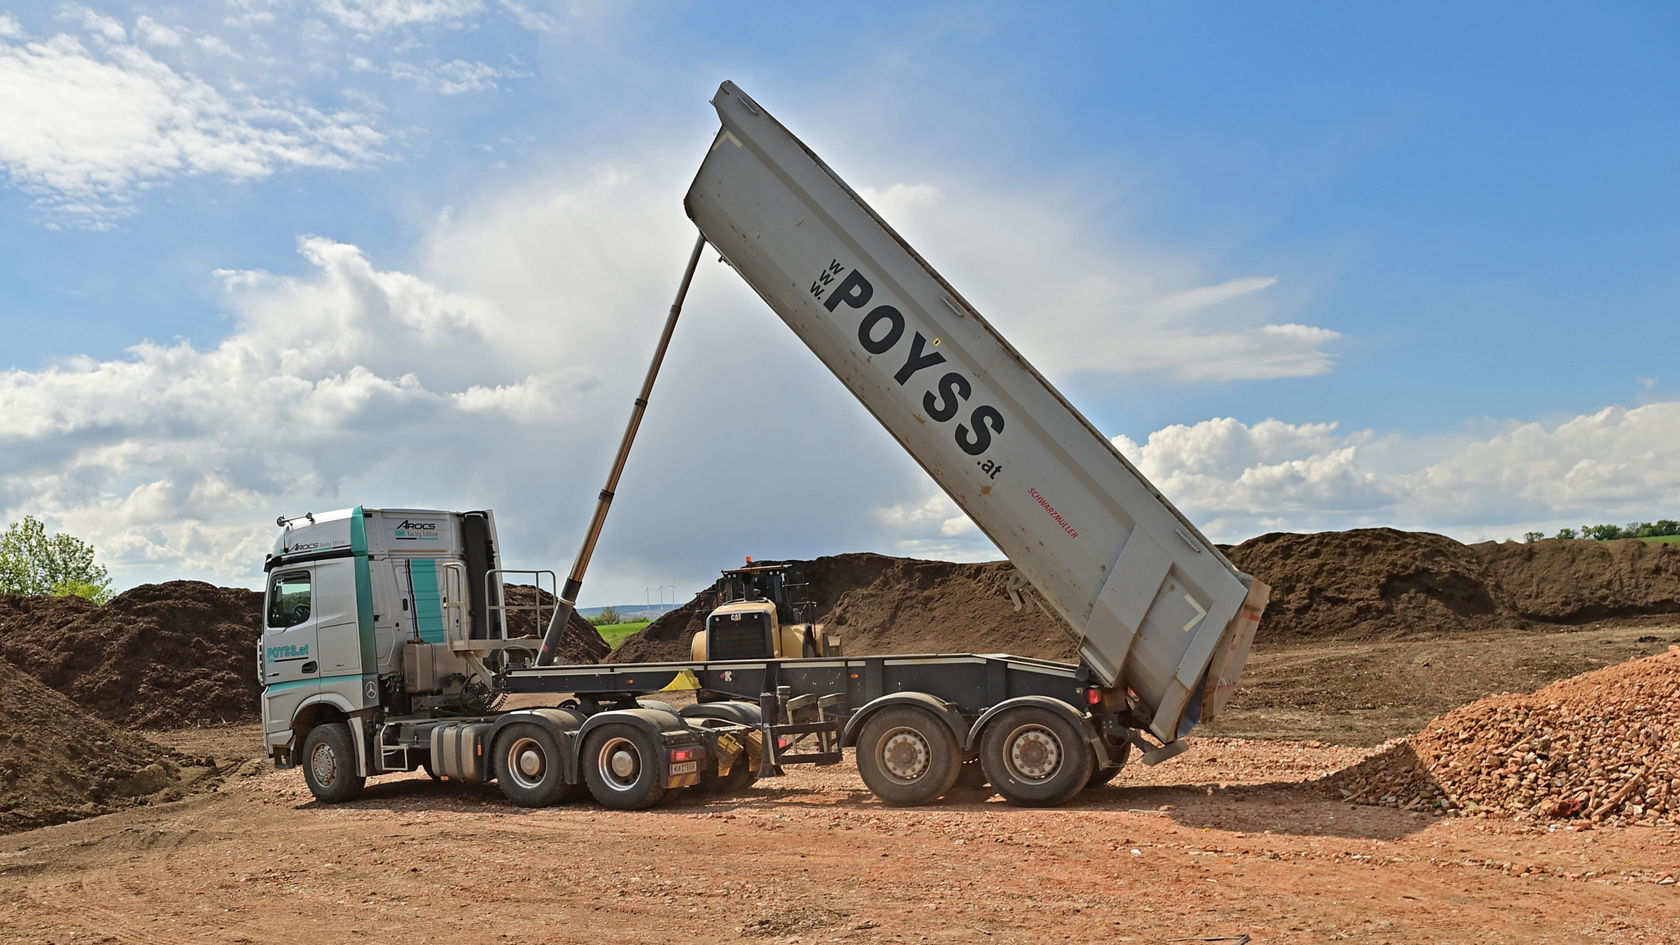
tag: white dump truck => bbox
[259,82,1269,811]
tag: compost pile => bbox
[613,534,1680,662]
[0,658,192,833]
[0,582,263,728]
[1472,537,1680,623]
[608,552,1076,663]
[500,584,610,662]
[1224,529,1680,641]
[1324,648,1680,825]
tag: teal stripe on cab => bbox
[349,506,379,707]
[266,673,362,693]
[410,559,447,644]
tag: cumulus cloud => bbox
[0,157,927,598]
[857,182,1340,383]
[0,232,588,582]
[1108,407,1680,543]
[0,23,381,225]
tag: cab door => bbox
[261,568,319,740]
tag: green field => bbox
[595,620,651,648]
[1638,535,1680,544]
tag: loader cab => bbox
[690,563,840,661]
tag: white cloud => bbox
[387,57,509,94]
[0,27,382,225]
[134,16,183,47]
[0,14,24,39]
[315,0,482,33]
[72,7,127,43]
[498,0,559,33]
[858,182,1340,382]
[1108,406,1680,543]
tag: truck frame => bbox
[259,81,1269,812]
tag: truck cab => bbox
[691,563,841,661]
[258,507,508,769]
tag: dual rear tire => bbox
[853,704,1101,808]
[977,706,1094,808]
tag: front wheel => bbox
[855,706,961,807]
[301,723,365,803]
[494,722,571,807]
[979,706,1093,807]
[581,724,667,810]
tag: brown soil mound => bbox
[608,552,1076,663]
[1225,530,1680,641]
[0,658,192,833]
[1472,537,1680,623]
[501,584,609,662]
[1224,528,1500,641]
[0,582,263,728]
[615,532,1680,664]
[1322,647,1680,825]
[0,582,609,729]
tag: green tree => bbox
[1554,527,1578,540]
[1523,531,1545,543]
[0,516,114,603]
[590,605,624,626]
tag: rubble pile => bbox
[1326,647,1680,824]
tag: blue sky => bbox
[1,1,1676,603]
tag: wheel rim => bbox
[878,726,931,782]
[596,736,641,791]
[505,736,548,790]
[309,742,338,785]
[1003,724,1063,781]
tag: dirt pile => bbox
[1225,530,1680,641]
[608,552,1076,663]
[0,582,263,728]
[612,532,1680,665]
[1324,647,1680,825]
[0,658,199,833]
[1473,537,1680,623]
[501,584,609,662]
[1225,528,1501,641]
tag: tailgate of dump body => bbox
[684,81,1269,744]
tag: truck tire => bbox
[582,723,667,810]
[301,723,365,803]
[979,706,1093,807]
[494,722,571,807]
[855,706,961,807]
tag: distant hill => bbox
[577,603,678,622]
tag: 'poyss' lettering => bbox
[823,265,1005,462]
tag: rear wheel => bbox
[855,706,961,807]
[979,706,1093,807]
[494,722,571,807]
[301,723,365,803]
[582,724,667,810]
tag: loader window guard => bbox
[266,570,312,629]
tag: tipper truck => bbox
[260,81,1270,811]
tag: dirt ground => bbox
[3,533,1679,943]
[0,725,1675,945]
[1202,619,1680,745]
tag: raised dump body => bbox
[685,82,1269,743]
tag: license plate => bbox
[670,761,698,775]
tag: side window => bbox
[267,571,312,629]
